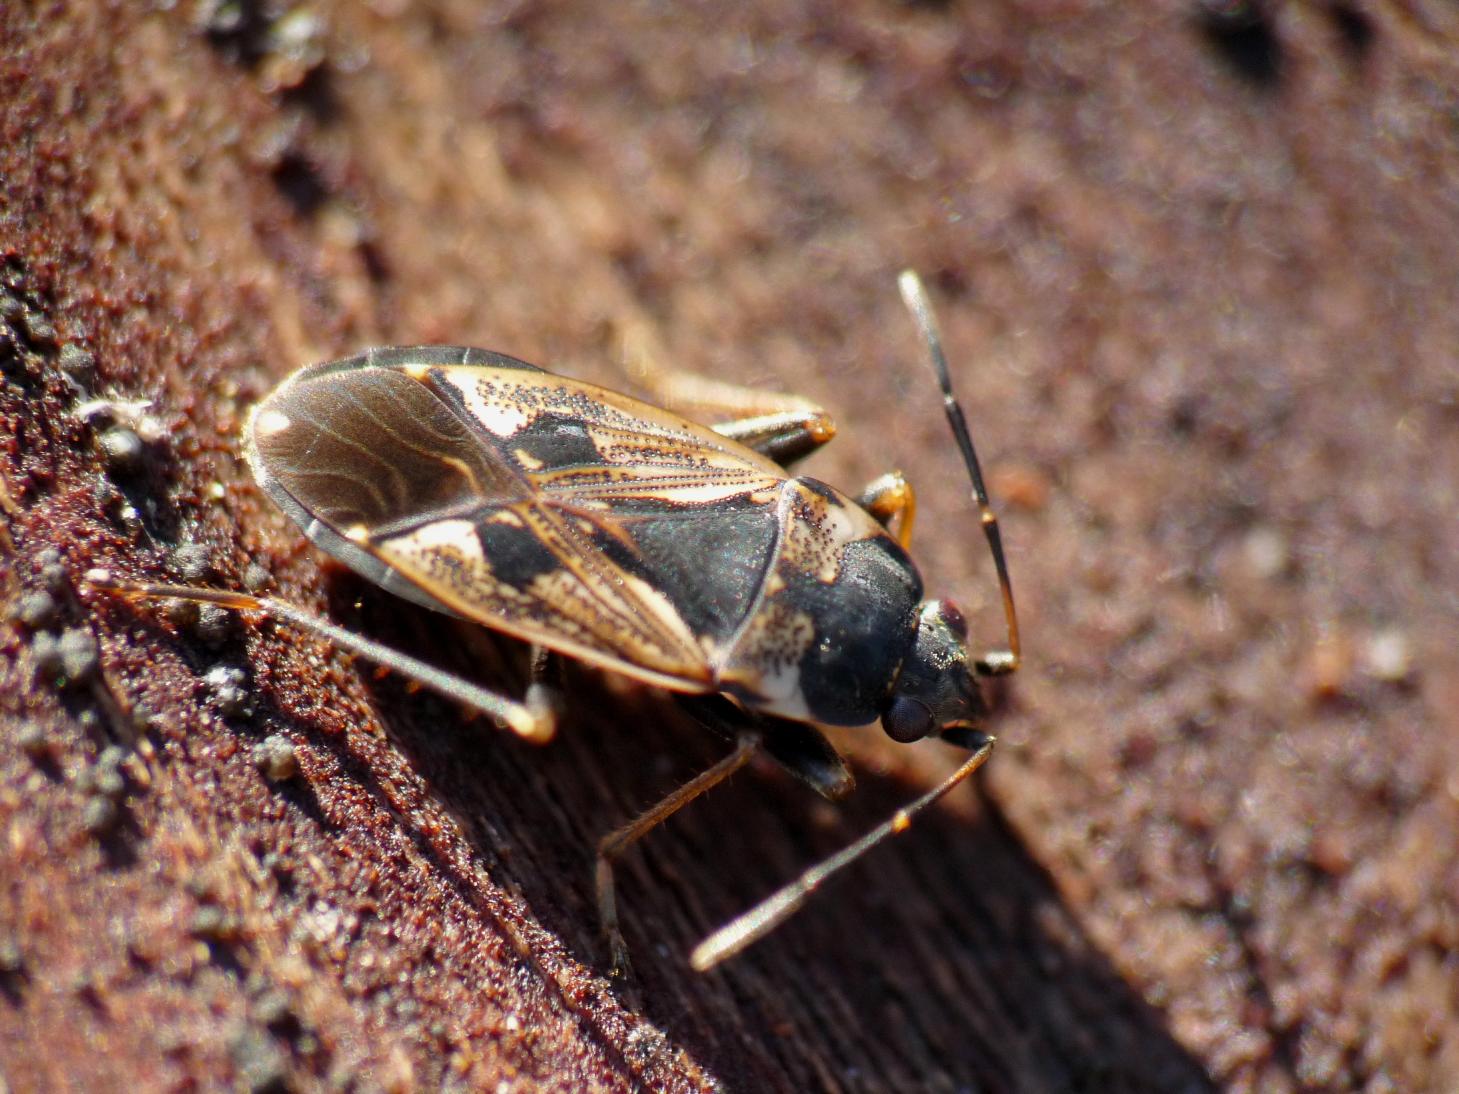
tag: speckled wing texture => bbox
[245,346,796,692]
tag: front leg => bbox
[710,407,836,467]
[679,693,852,801]
[857,471,917,549]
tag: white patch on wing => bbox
[776,478,876,584]
[809,497,860,582]
[653,480,766,504]
[437,371,532,436]
[388,518,486,564]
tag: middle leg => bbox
[857,471,917,549]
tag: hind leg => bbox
[595,733,761,976]
[626,346,838,468]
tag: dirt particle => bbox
[59,343,97,389]
[991,461,1051,512]
[1303,629,1354,701]
[93,745,130,799]
[204,664,252,718]
[81,795,119,835]
[21,309,57,346]
[99,426,145,474]
[229,1025,289,1094]
[17,722,50,760]
[33,628,100,688]
[1243,526,1289,580]
[171,542,214,583]
[36,549,68,592]
[14,589,59,629]
[195,603,237,646]
[192,905,242,942]
[1363,629,1413,684]
[0,937,24,975]
[253,735,299,781]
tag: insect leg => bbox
[691,732,995,971]
[855,471,917,550]
[595,733,760,976]
[678,694,853,801]
[708,407,836,467]
[523,645,563,738]
[82,570,556,743]
[627,352,838,466]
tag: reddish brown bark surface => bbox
[2,3,1455,1091]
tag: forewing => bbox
[248,348,787,688]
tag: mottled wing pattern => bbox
[246,346,791,690]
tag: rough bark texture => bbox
[2,2,1455,1091]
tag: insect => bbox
[86,271,1020,973]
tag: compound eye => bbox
[937,600,968,639]
[883,696,935,742]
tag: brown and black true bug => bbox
[87,271,1020,972]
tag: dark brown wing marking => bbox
[370,497,716,687]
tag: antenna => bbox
[691,270,1019,969]
[897,270,1020,676]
